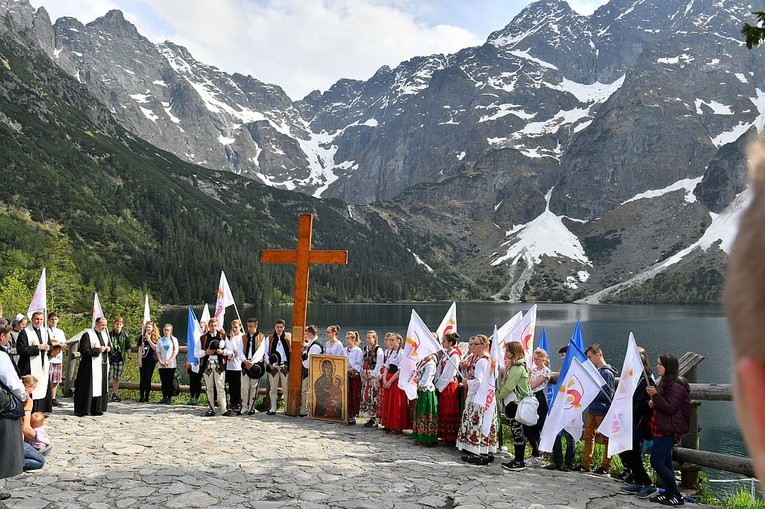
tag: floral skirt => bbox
[412,389,438,445]
[360,376,380,417]
[437,381,461,442]
[456,400,498,455]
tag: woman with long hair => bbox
[361,330,385,427]
[498,341,531,471]
[344,331,364,425]
[137,321,159,402]
[435,332,462,445]
[456,334,498,465]
[646,353,691,506]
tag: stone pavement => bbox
[0,399,709,509]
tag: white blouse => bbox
[344,346,364,373]
[435,349,461,392]
[226,333,244,370]
[324,340,345,357]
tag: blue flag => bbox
[549,320,587,410]
[538,328,554,404]
[186,306,202,368]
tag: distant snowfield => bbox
[493,188,590,267]
[621,177,702,205]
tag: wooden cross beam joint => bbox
[259,213,349,416]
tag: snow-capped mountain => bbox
[2,0,763,302]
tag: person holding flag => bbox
[456,334,498,465]
[411,353,438,445]
[498,341,532,471]
[137,321,159,403]
[575,344,617,474]
[435,332,462,445]
[185,307,205,406]
[618,346,657,497]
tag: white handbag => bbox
[514,394,539,426]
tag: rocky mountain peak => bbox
[87,9,140,39]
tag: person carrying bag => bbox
[498,341,533,471]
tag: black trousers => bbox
[158,367,175,400]
[226,369,241,407]
[619,431,652,486]
[188,369,203,399]
[139,358,156,401]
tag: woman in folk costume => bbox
[412,353,438,446]
[381,333,409,433]
[498,341,531,471]
[436,332,462,445]
[344,331,364,425]
[456,334,498,465]
[137,321,159,403]
[378,333,394,428]
[74,317,111,417]
[361,330,385,427]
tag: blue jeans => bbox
[553,430,575,467]
[23,442,45,470]
[651,435,679,495]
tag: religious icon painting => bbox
[309,354,348,423]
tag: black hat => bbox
[207,339,220,352]
[246,362,265,379]
[268,352,282,365]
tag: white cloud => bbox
[29,0,608,100]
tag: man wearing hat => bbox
[264,319,291,415]
[16,311,53,413]
[241,318,265,415]
[199,318,231,417]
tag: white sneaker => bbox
[526,456,545,467]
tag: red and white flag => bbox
[26,268,46,318]
[508,304,537,367]
[435,302,457,341]
[599,333,644,457]
[92,292,104,329]
[540,357,606,452]
[493,311,522,371]
[214,271,235,326]
[142,294,151,327]
[398,309,443,400]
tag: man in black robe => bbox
[16,311,52,413]
[73,317,110,417]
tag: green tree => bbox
[742,11,765,49]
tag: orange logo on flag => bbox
[406,334,420,359]
[564,375,585,410]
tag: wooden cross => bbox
[260,213,349,416]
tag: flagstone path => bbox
[1,399,714,509]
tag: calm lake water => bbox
[160,302,749,490]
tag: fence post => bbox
[680,362,701,489]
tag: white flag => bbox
[143,294,151,327]
[435,302,457,341]
[214,271,235,325]
[200,303,211,324]
[508,304,537,367]
[476,325,500,436]
[540,357,606,452]
[598,333,644,457]
[26,268,46,319]
[92,292,104,329]
[398,310,443,400]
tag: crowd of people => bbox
[0,305,696,506]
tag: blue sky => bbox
[28,0,610,99]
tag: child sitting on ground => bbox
[25,412,53,456]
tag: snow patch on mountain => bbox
[622,177,703,205]
[694,99,733,115]
[492,188,589,267]
[545,75,626,104]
